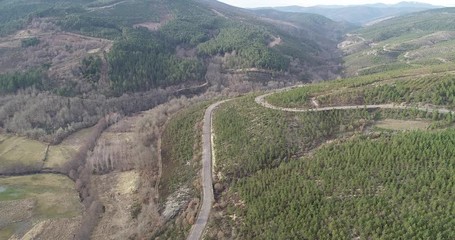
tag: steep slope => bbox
[202,63,455,239]
[0,0,349,96]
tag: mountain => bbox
[262,1,441,25]
[0,1,355,239]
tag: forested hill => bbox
[340,7,455,76]
[0,0,350,96]
[0,0,351,142]
[263,2,440,25]
[355,8,455,41]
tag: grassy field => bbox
[0,134,47,170]
[0,174,82,239]
[45,126,96,169]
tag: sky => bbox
[217,0,455,8]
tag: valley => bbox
[0,0,454,239]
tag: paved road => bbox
[187,86,454,240]
[187,100,229,240]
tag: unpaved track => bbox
[255,90,455,114]
[187,100,230,240]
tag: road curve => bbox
[255,91,455,114]
[187,100,230,240]
[187,87,454,240]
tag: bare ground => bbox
[91,171,140,240]
[134,14,173,31]
[88,110,164,239]
[268,36,282,48]
[375,119,431,131]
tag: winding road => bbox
[255,91,455,114]
[187,86,455,240]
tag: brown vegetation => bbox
[59,116,112,240]
[0,19,112,91]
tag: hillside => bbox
[162,9,455,238]
[340,8,455,76]
[200,63,455,239]
[0,1,352,239]
[0,0,348,94]
[2,1,455,240]
[0,0,351,145]
[265,1,440,25]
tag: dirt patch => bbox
[268,36,282,48]
[134,22,163,31]
[375,119,431,131]
[134,14,172,31]
[259,17,301,29]
[91,171,140,240]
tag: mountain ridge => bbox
[254,1,442,25]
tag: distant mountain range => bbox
[254,1,442,25]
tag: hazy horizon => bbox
[217,1,455,8]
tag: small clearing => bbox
[212,9,228,19]
[375,119,431,131]
[134,14,173,31]
[268,36,282,48]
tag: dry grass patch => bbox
[0,134,47,169]
[375,119,431,131]
[91,171,142,240]
[45,126,96,168]
[0,174,82,239]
